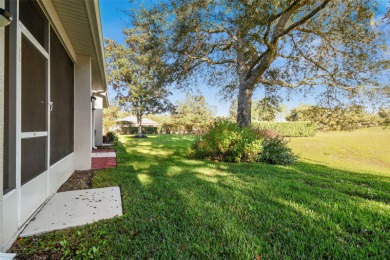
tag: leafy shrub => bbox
[104,131,117,143]
[259,130,297,165]
[189,119,262,163]
[161,123,210,135]
[119,126,160,135]
[253,121,317,137]
[256,129,280,139]
[287,105,382,131]
[189,119,297,165]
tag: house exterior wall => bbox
[0,0,5,250]
[94,109,103,146]
[74,55,92,170]
[0,0,106,250]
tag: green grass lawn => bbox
[289,127,390,176]
[13,128,390,259]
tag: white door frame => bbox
[16,20,51,226]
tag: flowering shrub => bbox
[257,129,297,165]
[189,119,297,165]
[188,119,262,162]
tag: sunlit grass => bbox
[137,173,153,186]
[289,127,390,176]
[12,131,390,259]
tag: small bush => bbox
[161,123,210,134]
[260,133,297,165]
[189,119,297,165]
[253,121,317,137]
[104,131,117,143]
[189,119,262,163]
[119,126,160,135]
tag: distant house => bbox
[116,116,160,134]
[117,116,160,126]
[0,0,108,250]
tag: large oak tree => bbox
[134,0,389,127]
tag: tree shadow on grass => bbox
[91,136,390,258]
[12,135,390,259]
[119,134,390,203]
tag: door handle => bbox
[41,101,54,111]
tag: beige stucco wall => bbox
[0,0,5,250]
[74,54,93,170]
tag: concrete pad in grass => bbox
[20,187,122,237]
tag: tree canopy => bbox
[286,104,381,130]
[105,26,173,137]
[253,96,283,121]
[133,0,389,127]
[174,93,216,125]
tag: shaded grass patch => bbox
[10,134,390,259]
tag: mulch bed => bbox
[57,170,95,192]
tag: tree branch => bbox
[181,50,236,66]
[269,0,304,22]
[277,53,301,60]
[290,35,342,85]
[258,79,294,88]
[259,78,357,92]
[278,0,331,39]
[202,57,237,65]
[246,1,308,80]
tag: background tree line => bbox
[104,0,389,134]
[104,95,388,135]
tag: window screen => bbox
[50,28,74,165]
[21,35,47,132]
[19,0,46,47]
[21,137,47,184]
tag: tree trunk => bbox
[136,114,143,137]
[235,35,255,128]
[237,84,253,127]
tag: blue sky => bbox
[100,0,236,116]
[99,0,389,116]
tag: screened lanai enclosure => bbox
[3,0,75,222]
[1,0,107,250]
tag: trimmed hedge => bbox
[253,121,317,137]
[119,126,160,135]
[161,123,209,135]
